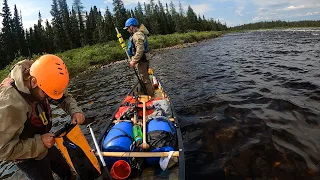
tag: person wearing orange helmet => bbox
[0,54,85,180]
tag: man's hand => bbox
[41,133,55,148]
[71,112,85,125]
[130,60,136,68]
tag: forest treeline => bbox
[231,20,320,30]
[0,0,227,69]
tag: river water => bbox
[1,28,320,179]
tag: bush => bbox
[0,31,223,81]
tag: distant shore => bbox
[0,31,224,80]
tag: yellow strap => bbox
[39,112,48,125]
[37,104,48,125]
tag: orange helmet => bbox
[30,54,69,99]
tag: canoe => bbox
[98,68,185,180]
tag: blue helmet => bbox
[123,18,137,29]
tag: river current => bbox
[1,28,320,179]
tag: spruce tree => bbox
[58,0,72,49]
[150,4,160,34]
[12,4,26,56]
[186,6,198,30]
[169,1,182,33]
[113,0,128,37]
[1,0,14,66]
[165,3,174,33]
[158,1,168,34]
[33,11,44,53]
[104,7,115,41]
[134,2,144,25]
[72,0,84,13]
[44,19,55,53]
[144,2,152,33]
[85,10,93,45]
[70,8,81,48]
[51,0,65,51]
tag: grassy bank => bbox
[0,31,223,80]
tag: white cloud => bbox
[278,4,320,11]
[306,11,320,15]
[283,5,309,11]
[236,6,245,16]
[23,17,51,29]
[10,2,42,17]
[23,20,38,29]
[252,0,320,22]
[252,0,319,7]
[105,0,172,6]
[190,4,213,15]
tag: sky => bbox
[1,0,320,29]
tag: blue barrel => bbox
[147,116,176,134]
[146,116,176,165]
[102,122,133,165]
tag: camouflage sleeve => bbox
[132,32,146,63]
[0,88,47,161]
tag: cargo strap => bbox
[147,116,176,134]
[104,127,133,147]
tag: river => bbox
[1,28,320,179]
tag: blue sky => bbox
[1,0,320,28]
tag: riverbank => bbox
[0,31,224,80]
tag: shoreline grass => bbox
[0,31,223,80]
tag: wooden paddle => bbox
[139,95,151,149]
[98,151,179,157]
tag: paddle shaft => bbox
[139,95,150,149]
[142,101,147,145]
[115,27,148,95]
[88,124,112,180]
[98,151,179,157]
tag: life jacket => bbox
[115,96,169,119]
[127,35,150,62]
[0,78,52,139]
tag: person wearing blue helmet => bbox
[124,17,154,97]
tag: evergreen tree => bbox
[44,19,55,53]
[26,27,36,55]
[186,6,198,30]
[72,0,84,13]
[150,4,160,34]
[178,0,184,16]
[33,11,45,53]
[104,7,116,41]
[58,0,72,49]
[92,7,104,43]
[134,2,144,25]
[77,6,86,46]
[25,28,31,57]
[169,1,182,33]
[178,0,185,32]
[12,4,26,56]
[113,0,128,36]
[1,0,14,67]
[0,0,234,67]
[51,0,65,51]
[144,2,152,33]
[165,3,174,33]
[70,8,81,48]
[158,1,168,34]
[0,38,6,68]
